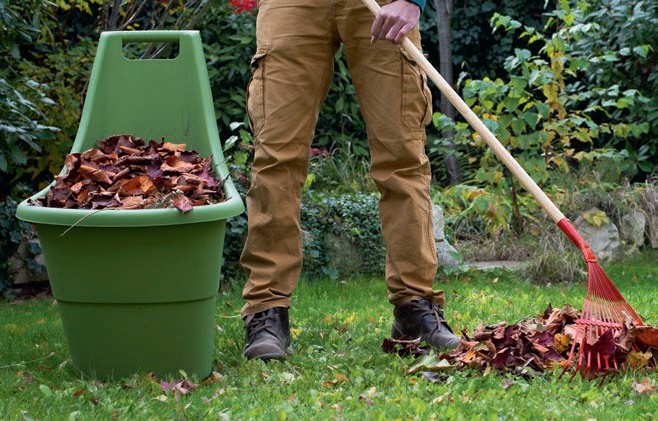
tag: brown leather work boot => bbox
[391,299,461,350]
[243,307,291,360]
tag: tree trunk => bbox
[433,0,462,184]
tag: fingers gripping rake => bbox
[360,0,644,379]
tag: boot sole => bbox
[391,321,460,350]
[243,344,292,361]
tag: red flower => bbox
[309,147,329,157]
[228,0,257,14]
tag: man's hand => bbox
[370,0,421,44]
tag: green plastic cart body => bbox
[15,30,245,379]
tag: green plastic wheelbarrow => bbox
[15,30,244,379]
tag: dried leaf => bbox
[501,379,515,390]
[159,379,198,396]
[553,333,571,353]
[586,329,616,356]
[161,155,196,173]
[155,394,168,402]
[632,378,656,395]
[160,142,187,152]
[407,355,453,375]
[79,164,113,185]
[636,326,658,348]
[172,193,194,213]
[627,351,653,369]
[118,175,155,196]
[201,371,224,385]
[616,323,637,352]
[36,134,225,212]
[119,195,144,209]
[198,159,219,187]
[382,336,429,358]
[323,373,349,387]
[81,148,114,164]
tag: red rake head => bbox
[557,219,643,380]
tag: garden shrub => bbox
[0,0,60,290]
[4,0,656,290]
[199,2,256,139]
[300,192,385,280]
[18,38,96,186]
[421,0,556,80]
[428,0,653,240]
[221,188,386,283]
[0,0,60,196]
[564,0,658,177]
[0,78,59,195]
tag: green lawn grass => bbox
[1,250,657,420]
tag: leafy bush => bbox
[199,2,256,138]
[433,180,540,241]
[305,143,376,195]
[300,192,385,280]
[0,0,60,196]
[560,0,658,177]
[222,189,386,284]
[0,78,59,195]
[220,123,253,281]
[422,0,556,80]
[428,1,654,239]
[17,38,96,185]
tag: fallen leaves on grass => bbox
[407,354,453,375]
[382,304,657,379]
[34,134,225,213]
[323,373,349,388]
[159,379,198,397]
[381,336,428,358]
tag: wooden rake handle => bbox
[361,0,566,224]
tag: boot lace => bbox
[245,309,278,339]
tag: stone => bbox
[6,238,49,285]
[436,239,462,267]
[432,204,446,241]
[324,232,363,275]
[650,216,658,250]
[432,204,462,267]
[619,210,646,251]
[574,208,622,262]
[467,260,525,271]
[645,185,658,249]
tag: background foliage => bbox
[1,0,656,289]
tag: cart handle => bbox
[102,30,197,44]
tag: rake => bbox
[360,0,644,379]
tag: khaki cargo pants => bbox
[240,0,445,316]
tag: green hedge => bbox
[222,192,385,283]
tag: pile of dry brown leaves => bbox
[33,134,225,213]
[383,304,658,379]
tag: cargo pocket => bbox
[400,48,433,130]
[246,48,269,137]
